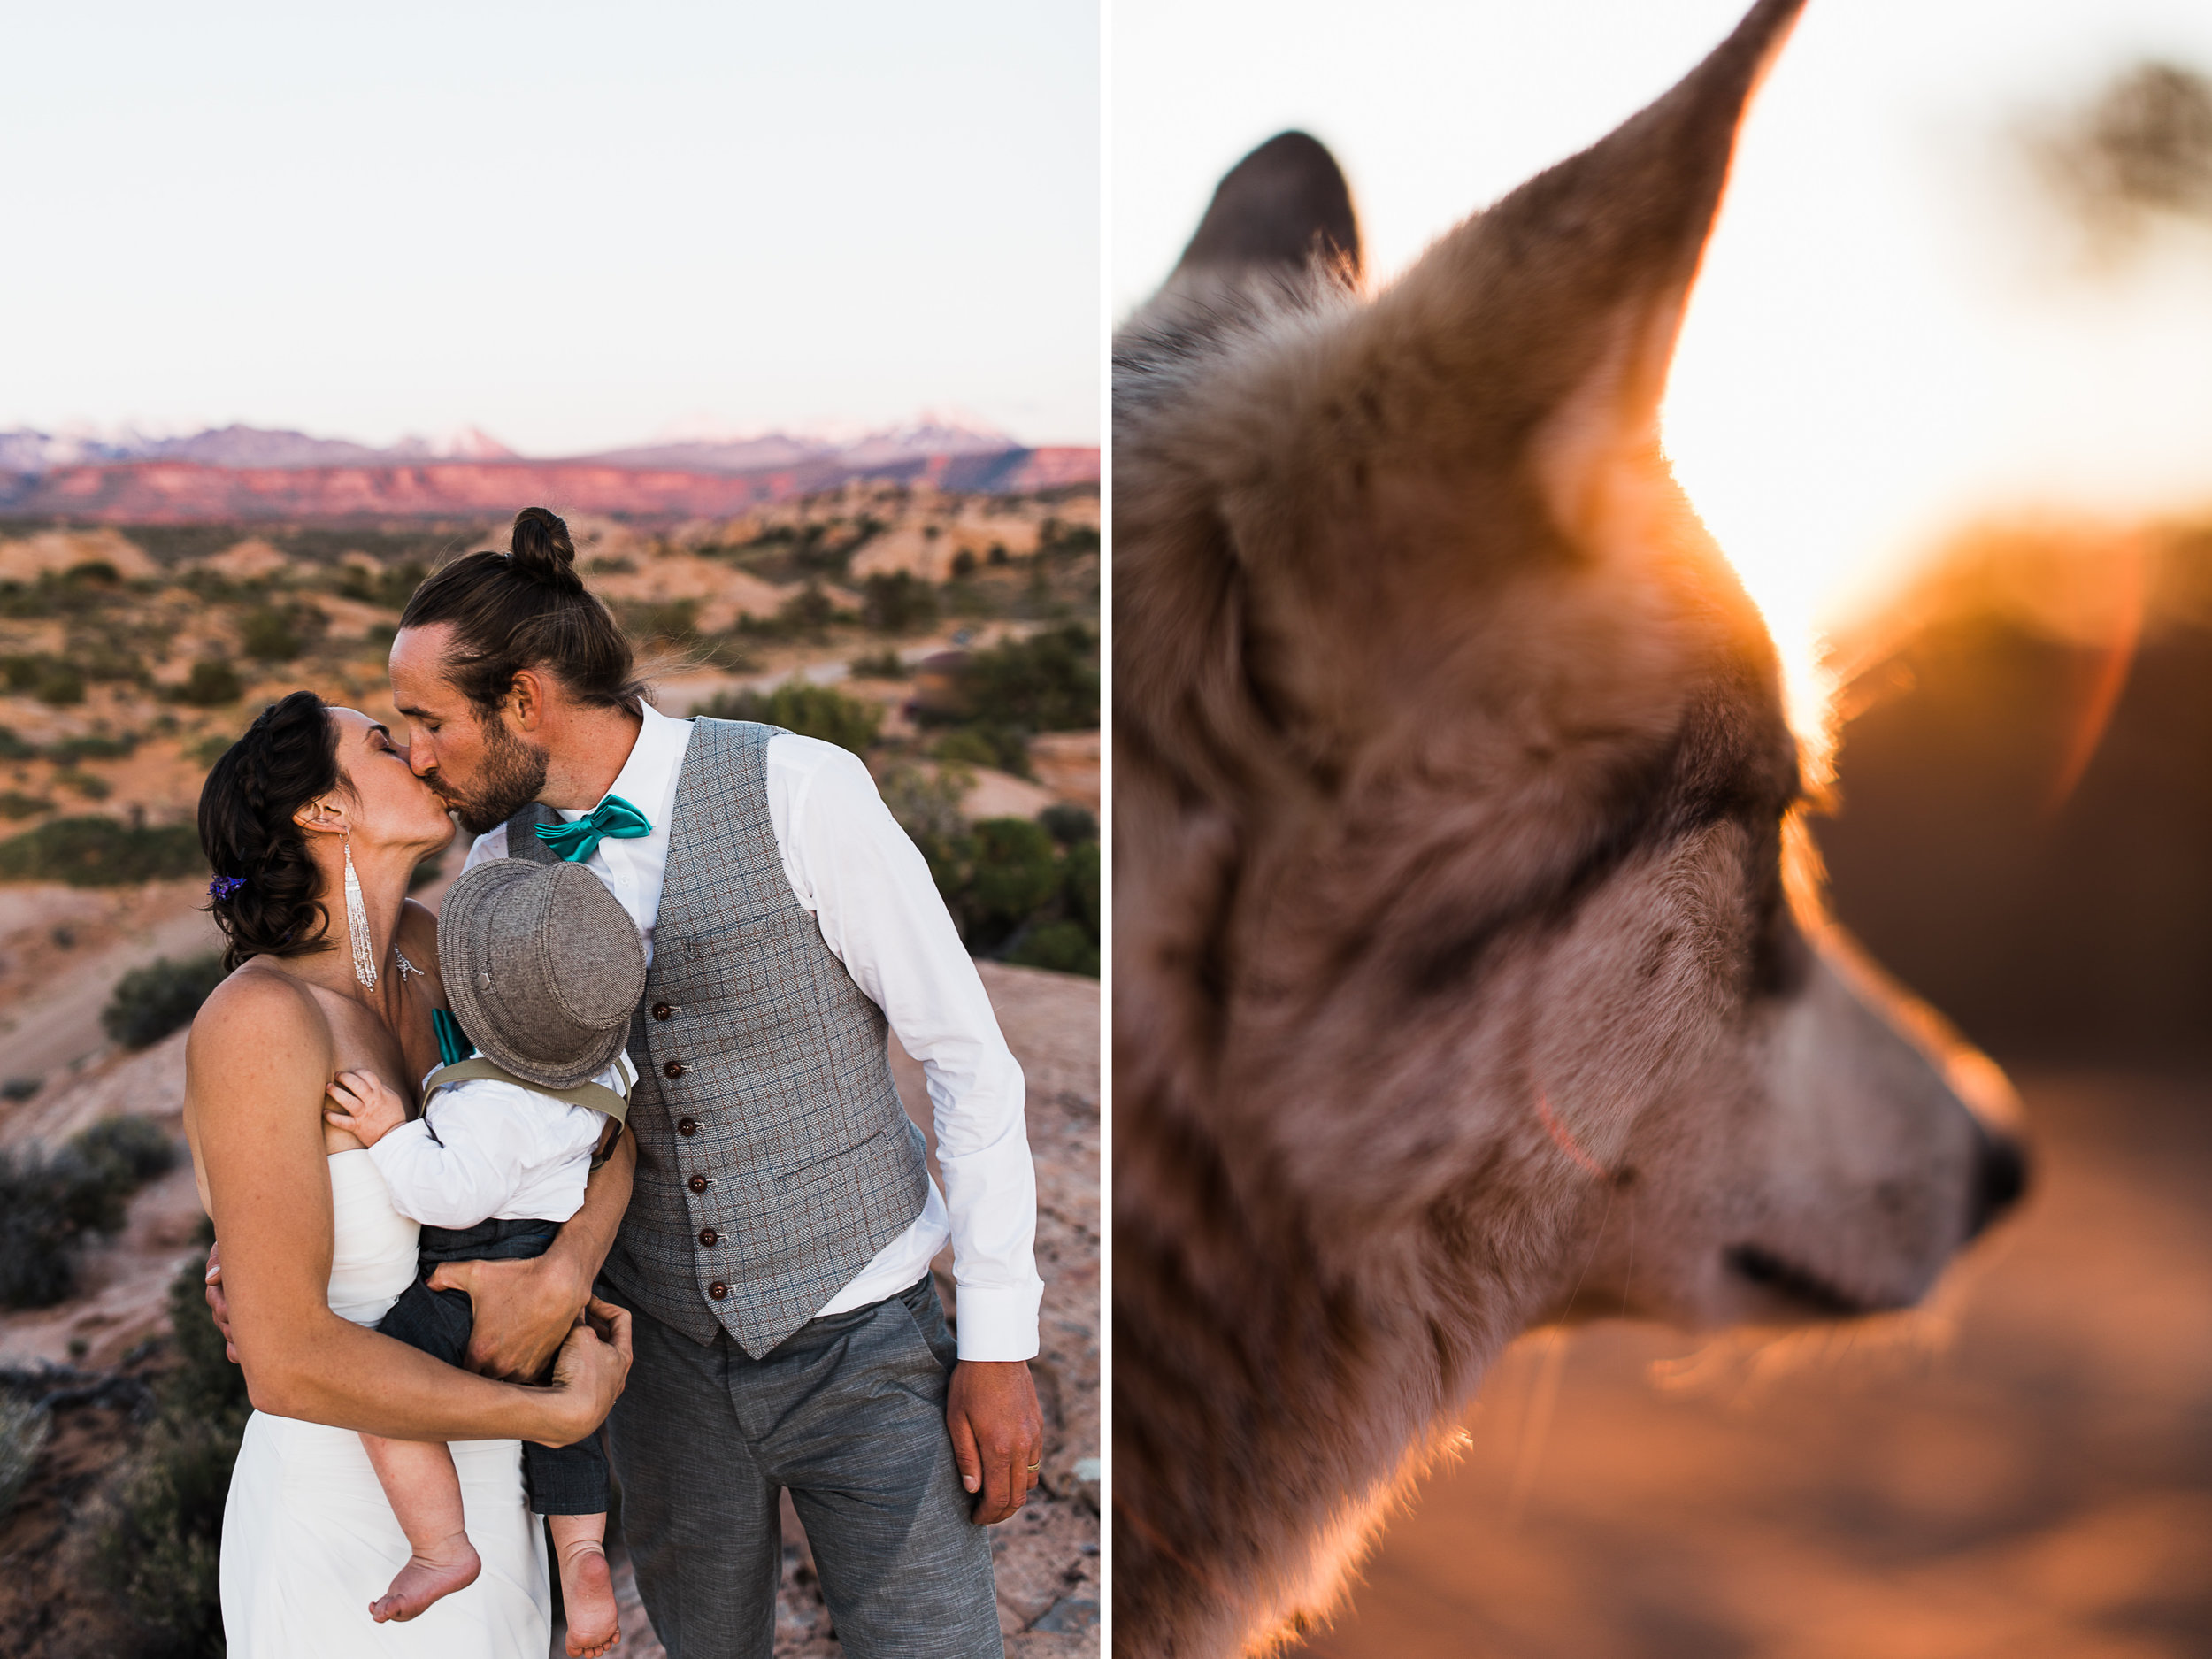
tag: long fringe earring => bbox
[343,833,378,992]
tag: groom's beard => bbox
[439,715,551,836]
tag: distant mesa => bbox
[0,419,1097,524]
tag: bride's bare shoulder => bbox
[187,961,333,1086]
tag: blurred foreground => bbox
[1295,1069,2211,1659]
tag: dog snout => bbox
[1964,1119,2029,1241]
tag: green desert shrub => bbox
[0,791,53,820]
[103,954,228,1049]
[736,582,841,642]
[861,571,940,634]
[0,726,35,759]
[1063,838,1100,941]
[0,1394,49,1525]
[848,649,907,680]
[1005,919,1099,978]
[933,726,1018,772]
[238,602,325,664]
[0,654,86,705]
[960,818,1062,949]
[1041,803,1096,847]
[0,816,204,886]
[697,681,882,755]
[878,771,1098,972]
[918,626,1096,772]
[0,1118,178,1308]
[92,1241,251,1659]
[174,660,244,707]
[956,624,1097,732]
[336,557,427,608]
[54,768,111,801]
[45,733,137,763]
[73,1115,180,1188]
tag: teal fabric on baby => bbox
[431,1007,472,1067]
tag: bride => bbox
[181,690,631,1656]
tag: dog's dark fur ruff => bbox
[1111,4,2028,1653]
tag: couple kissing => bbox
[182,506,1043,1658]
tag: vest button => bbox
[707,1281,729,1301]
[677,1118,698,1137]
[652,1003,672,1021]
[687,1174,708,1194]
[663,1060,685,1079]
[697,1228,718,1248]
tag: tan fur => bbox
[1111,4,2025,1654]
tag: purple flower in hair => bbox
[208,875,246,902]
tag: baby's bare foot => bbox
[369,1531,481,1623]
[558,1540,620,1657]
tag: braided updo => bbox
[196,691,342,971]
[397,507,644,716]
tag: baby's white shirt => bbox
[364,1053,635,1231]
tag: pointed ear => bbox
[1172,131,1361,286]
[1366,0,1803,542]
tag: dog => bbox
[1110,2,2029,1653]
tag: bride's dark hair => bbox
[197,691,345,971]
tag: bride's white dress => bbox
[219,1149,550,1656]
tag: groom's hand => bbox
[539,1295,634,1447]
[947,1360,1045,1525]
[428,1255,590,1381]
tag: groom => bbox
[379,516,1042,1656]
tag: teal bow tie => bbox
[535,794,652,864]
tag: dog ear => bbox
[1173,131,1361,284]
[1363,0,1803,546]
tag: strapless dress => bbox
[219,1150,549,1656]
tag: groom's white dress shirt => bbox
[457,701,1043,1362]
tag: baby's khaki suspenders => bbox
[420,1058,631,1169]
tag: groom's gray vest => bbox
[501,718,928,1358]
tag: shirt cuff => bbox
[361,1120,435,1203]
[952,1280,1044,1362]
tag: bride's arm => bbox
[186,971,629,1444]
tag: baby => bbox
[324,857,646,1658]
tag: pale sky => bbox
[1114,0,2212,714]
[3,1,1099,454]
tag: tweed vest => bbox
[501,718,928,1356]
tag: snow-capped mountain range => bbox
[0,417,1023,478]
[0,416,1096,523]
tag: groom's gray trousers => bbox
[600,1271,1003,1659]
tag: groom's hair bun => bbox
[196,690,342,972]
[398,506,643,718]
[506,506,585,595]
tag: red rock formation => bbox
[0,449,1098,524]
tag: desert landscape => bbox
[0,477,1101,1658]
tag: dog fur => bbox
[1110,3,2028,1653]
